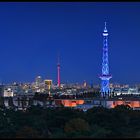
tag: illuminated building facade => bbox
[99,22,112,97]
[3,87,14,97]
[44,80,52,90]
[105,99,140,110]
[54,99,84,107]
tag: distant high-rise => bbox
[35,76,42,87]
[83,80,87,88]
[57,55,60,87]
[99,22,112,97]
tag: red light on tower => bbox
[57,55,60,87]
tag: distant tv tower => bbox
[57,54,60,87]
[99,22,112,97]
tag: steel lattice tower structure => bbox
[99,22,112,97]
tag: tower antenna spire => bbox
[104,21,107,32]
[105,21,106,27]
[58,53,60,64]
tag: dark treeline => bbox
[0,105,140,138]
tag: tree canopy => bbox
[0,105,139,138]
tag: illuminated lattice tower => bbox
[99,22,112,97]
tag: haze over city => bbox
[0,2,140,85]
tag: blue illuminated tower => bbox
[99,22,112,97]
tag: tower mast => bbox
[99,22,112,97]
[57,54,60,87]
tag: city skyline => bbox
[0,2,140,84]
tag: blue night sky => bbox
[0,2,140,85]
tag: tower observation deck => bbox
[99,22,112,97]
